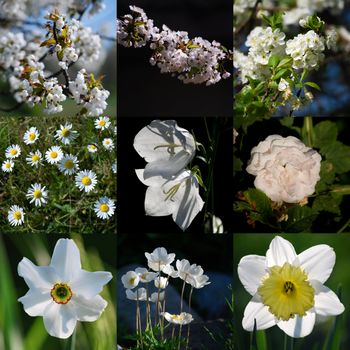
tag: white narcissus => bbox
[17,239,112,339]
[238,236,344,338]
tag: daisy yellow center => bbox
[29,133,36,141]
[61,128,70,137]
[65,160,74,169]
[99,120,106,126]
[50,151,58,158]
[5,163,11,168]
[33,189,42,199]
[10,149,17,156]
[105,140,110,144]
[32,155,40,162]
[50,283,73,304]
[81,176,92,186]
[100,204,109,212]
[90,145,96,149]
[258,262,315,321]
[13,211,22,220]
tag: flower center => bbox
[99,120,106,126]
[129,277,136,285]
[14,211,22,220]
[33,189,42,199]
[10,149,17,156]
[258,262,315,321]
[29,132,36,141]
[105,140,110,144]
[5,163,11,168]
[65,160,74,169]
[171,314,183,321]
[100,204,109,212]
[81,176,91,186]
[50,283,73,304]
[61,128,70,137]
[32,155,40,162]
[50,151,58,158]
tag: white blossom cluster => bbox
[117,5,231,85]
[0,31,27,70]
[234,0,259,15]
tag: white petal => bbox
[311,280,345,316]
[238,255,267,296]
[266,236,297,267]
[18,289,52,316]
[242,294,276,331]
[296,245,335,284]
[43,302,77,339]
[277,311,316,338]
[18,257,56,290]
[144,186,178,216]
[50,239,81,281]
[70,270,112,299]
[135,169,167,187]
[71,294,107,321]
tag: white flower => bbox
[94,197,115,220]
[55,123,78,145]
[74,170,97,193]
[87,144,98,153]
[238,236,345,338]
[212,215,224,233]
[2,159,14,172]
[26,150,43,167]
[189,274,210,289]
[102,138,114,150]
[278,78,289,92]
[161,312,193,325]
[95,116,111,130]
[8,205,25,226]
[126,288,147,301]
[135,267,158,283]
[5,144,21,158]
[145,247,175,272]
[18,239,112,339]
[45,146,63,164]
[154,276,168,289]
[26,183,48,207]
[246,135,321,203]
[149,291,165,303]
[176,259,203,283]
[23,127,40,144]
[58,154,80,175]
[121,271,140,289]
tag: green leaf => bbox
[277,57,293,69]
[314,120,338,148]
[321,141,350,174]
[285,205,318,232]
[256,330,267,350]
[304,81,321,91]
[316,160,336,192]
[234,156,243,172]
[268,55,280,68]
[312,194,342,215]
[273,68,290,81]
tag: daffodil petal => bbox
[18,257,56,290]
[266,236,297,267]
[242,294,276,331]
[71,295,107,321]
[296,245,335,284]
[277,311,315,338]
[70,270,113,299]
[43,303,77,339]
[311,280,345,316]
[238,255,267,296]
[18,289,52,316]
[50,239,81,281]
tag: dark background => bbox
[117,0,233,117]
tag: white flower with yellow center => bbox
[75,170,97,193]
[2,159,14,172]
[45,146,63,164]
[58,154,80,175]
[26,150,43,167]
[94,196,115,220]
[55,123,78,145]
[145,247,175,272]
[135,267,158,283]
[87,144,98,153]
[18,239,112,339]
[8,205,25,226]
[121,271,140,289]
[126,288,147,301]
[238,236,345,338]
[102,137,114,150]
[95,116,111,130]
[161,312,193,325]
[23,127,40,145]
[5,144,21,159]
[26,183,48,207]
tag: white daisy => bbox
[102,138,114,151]
[2,159,14,172]
[58,154,79,175]
[5,144,21,159]
[45,146,63,164]
[75,170,98,193]
[8,205,25,226]
[26,183,48,207]
[23,127,40,145]
[94,197,115,220]
[95,116,111,130]
[87,144,98,153]
[26,150,43,167]
[55,123,78,144]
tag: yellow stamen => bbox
[64,160,74,169]
[50,151,58,158]
[100,204,109,212]
[33,189,42,199]
[32,155,40,162]
[29,132,36,141]
[10,149,17,156]
[81,176,92,186]
[13,211,22,220]
[61,128,70,137]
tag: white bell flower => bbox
[18,239,112,339]
[238,236,344,338]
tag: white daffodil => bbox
[121,271,140,289]
[136,168,204,231]
[23,127,40,145]
[154,276,169,289]
[2,159,14,172]
[18,239,112,339]
[26,150,43,167]
[145,247,175,272]
[161,312,193,325]
[238,236,345,338]
[135,267,158,283]
[74,170,98,193]
[26,183,48,207]
[126,288,147,301]
[133,120,196,180]
[94,197,116,220]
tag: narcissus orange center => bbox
[50,283,73,304]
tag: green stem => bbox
[284,333,287,350]
[302,116,314,147]
[337,217,350,233]
[70,328,76,350]
[185,287,194,350]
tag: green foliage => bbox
[261,12,284,31]
[284,205,318,233]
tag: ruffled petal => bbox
[266,236,297,267]
[43,302,77,339]
[238,255,267,296]
[18,289,52,316]
[296,245,335,284]
[277,311,315,338]
[71,294,107,322]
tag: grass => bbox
[0,116,116,233]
